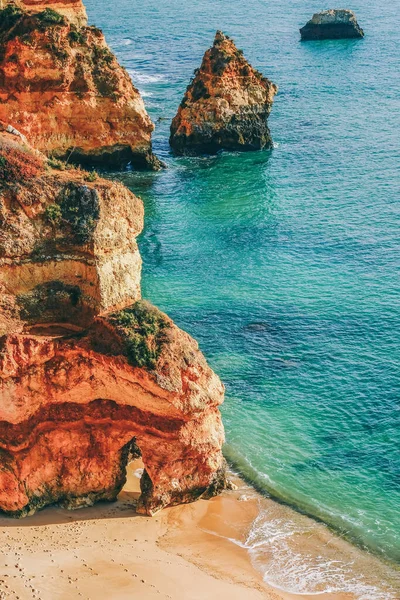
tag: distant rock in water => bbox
[300,9,364,40]
[170,31,278,155]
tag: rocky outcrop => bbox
[0,128,229,517]
[170,31,278,155]
[300,9,364,40]
[0,3,162,168]
[0,127,143,333]
[0,0,88,27]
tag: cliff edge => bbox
[0,127,229,516]
[0,0,88,27]
[0,2,162,168]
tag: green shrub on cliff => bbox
[68,29,85,45]
[44,204,62,227]
[37,8,66,26]
[0,5,23,30]
[84,170,98,182]
[48,157,67,170]
[108,301,170,370]
[58,183,100,244]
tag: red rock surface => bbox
[0,3,161,168]
[0,129,228,517]
[170,31,278,155]
[0,314,227,517]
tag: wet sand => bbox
[0,461,392,599]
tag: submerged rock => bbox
[0,129,229,517]
[170,31,278,155]
[300,9,364,41]
[0,3,162,169]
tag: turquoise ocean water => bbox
[85,0,400,595]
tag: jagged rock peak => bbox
[170,30,278,155]
[0,0,87,28]
[0,3,163,169]
[300,9,364,40]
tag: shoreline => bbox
[224,448,399,570]
[0,461,397,600]
[159,472,397,600]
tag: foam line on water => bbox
[128,70,166,84]
[244,511,396,599]
[201,515,396,599]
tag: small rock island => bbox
[300,9,364,41]
[170,31,278,155]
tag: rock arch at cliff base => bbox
[0,318,228,517]
[0,129,229,518]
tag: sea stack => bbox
[0,1,162,168]
[170,31,278,155]
[300,9,364,40]
[0,125,229,517]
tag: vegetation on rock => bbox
[37,8,66,26]
[0,4,22,23]
[44,204,62,227]
[108,301,170,370]
[59,183,100,244]
[17,280,82,322]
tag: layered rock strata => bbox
[300,9,364,40]
[0,127,143,333]
[0,3,161,168]
[0,128,229,517]
[170,31,278,155]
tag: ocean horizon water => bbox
[85,0,400,596]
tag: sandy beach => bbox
[2,459,382,600]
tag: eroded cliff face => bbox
[0,4,161,168]
[0,127,143,334]
[170,31,278,155]
[0,128,229,517]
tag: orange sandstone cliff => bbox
[0,0,87,27]
[0,127,229,517]
[170,31,278,155]
[0,2,161,168]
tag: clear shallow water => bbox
[85,0,400,593]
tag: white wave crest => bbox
[245,511,396,600]
[128,70,166,84]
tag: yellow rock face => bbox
[0,130,144,333]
